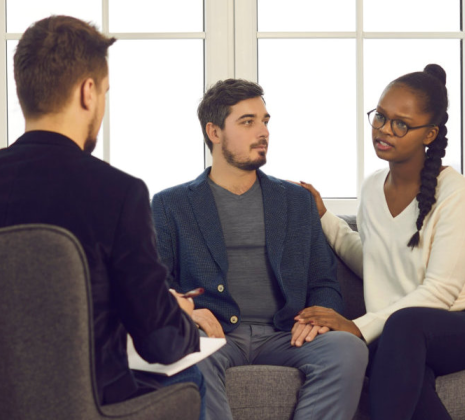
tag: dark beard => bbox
[222,147,266,171]
[221,139,267,171]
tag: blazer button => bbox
[217,284,224,292]
[230,316,238,324]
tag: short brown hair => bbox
[198,79,264,153]
[14,15,116,117]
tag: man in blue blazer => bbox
[152,79,368,420]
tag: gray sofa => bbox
[225,215,465,420]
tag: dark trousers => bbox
[367,307,465,420]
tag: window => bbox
[2,0,207,195]
[240,0,463,213]
[1,0,464,213]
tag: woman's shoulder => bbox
[437,166,465,196]
[434,167,465,212]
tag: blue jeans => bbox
[197,323,368,420]
[133,366,206,420]
[368,307,465,420]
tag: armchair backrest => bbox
[0,224,99,419]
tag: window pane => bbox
[364,0,459,32]
[258,0,355,32]
[6,0,101,33]
[364,39,461,177]
[259,39,357,198]
[109,40,204,196]
[110,0,203,33]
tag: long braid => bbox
[393,64,449,249]
[407,115,448,248]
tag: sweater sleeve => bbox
[320,210,363,279]
[353,187,465,344]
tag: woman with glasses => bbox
[295,64,465,420]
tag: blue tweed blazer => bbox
[151,168,342,333]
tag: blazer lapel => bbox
[188,169,229,274]
[258,171,287,274]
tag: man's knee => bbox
[198,350,228,377]
[300,331,368,374]
[325,331,369,372]
[296,332,367,392]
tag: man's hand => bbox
[295,306,363,339]
[291,322,329,347]
[192,308,225,338]
[169,289,194,316]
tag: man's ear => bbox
[80,78,96,111]
[206,122,221,145]
[424,126,439,146]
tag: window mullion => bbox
[234,0,257,81]
[204,0,234,167]
[205,0,234,85]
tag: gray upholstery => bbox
[225,215,465,420]
[436,371,465,419]
[226,366,304,420]
[0,224,201,420]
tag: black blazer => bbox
[0,131,199,404]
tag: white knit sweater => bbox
[321,167,465,344]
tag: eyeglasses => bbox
[367,109,436,138]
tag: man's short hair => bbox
[14,15,116,118]
[197,79,264,153]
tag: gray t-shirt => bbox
[208,177,284,325]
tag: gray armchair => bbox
[0,224,200,420]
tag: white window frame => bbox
[235,0,465,215]
[0,0,233,157]
[1,0,464,215]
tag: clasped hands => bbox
[172,292,363,345]
[293,306,363,345]
[190,308,340,346]
[189,305,363,347]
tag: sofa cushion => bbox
[225,366,304,420]
[437,370,465,419]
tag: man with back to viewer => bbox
[151,79,369,420]
[0,15,205,414]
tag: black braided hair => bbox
[388,64,449,248]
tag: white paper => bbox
[127,336,226,376]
